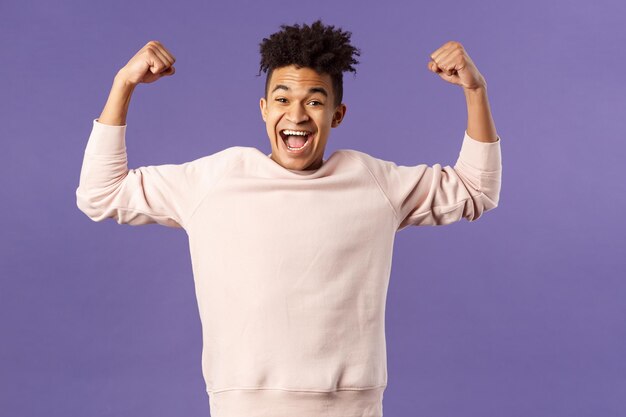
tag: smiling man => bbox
[77,19,502,417]
[261,65,344,171]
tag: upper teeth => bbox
[283,130,310,136]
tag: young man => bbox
[77,20,501,417]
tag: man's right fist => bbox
[117,41,176,86]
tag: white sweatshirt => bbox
[76,119,502,417]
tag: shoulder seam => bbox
[184,149,245,227]
[341,151,399,223]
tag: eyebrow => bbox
[271,84,328,98]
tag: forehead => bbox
[269,65,333,94]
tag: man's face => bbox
[259,65,347,171]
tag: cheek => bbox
[268,113,283,127]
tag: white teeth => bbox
[282,130,310,136]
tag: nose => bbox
[286,103,310,124]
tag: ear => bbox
[331,103,347,128]
[259,97,267,122]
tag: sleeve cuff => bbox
[84,118,127,154]
[458,130,502,172]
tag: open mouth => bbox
[279,129,313,152]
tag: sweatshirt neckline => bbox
[260,149,332,177]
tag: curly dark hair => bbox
[257,19,362,109]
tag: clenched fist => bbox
[427,41,486,90]
[117,41,176,86]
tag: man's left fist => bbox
[428,41,486,90]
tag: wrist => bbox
[463,83,487,94]
[463,84,488,105]
[114,70,138,91]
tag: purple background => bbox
[1,0,625,416]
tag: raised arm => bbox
[361,41,502,230]
[99,40,176,126]
[76,41,200,229]
[428,40,498,143]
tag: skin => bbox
[259,65,347,171]
[98,39,496,161]
[427,41,498,143]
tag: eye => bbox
[275,98,287,103]
[309,100,323,106]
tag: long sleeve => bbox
[75,119,235,229]
[362,130,502,230]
